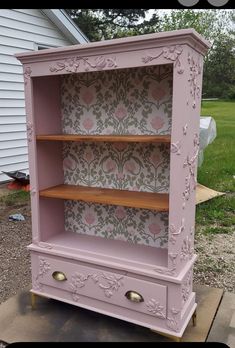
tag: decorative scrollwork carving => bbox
[167,308,180,332]
[24,67,32,85]
[188,52,202,108]
[142,45,184,74]
[50,55,117,73]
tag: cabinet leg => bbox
[192,309,197,326]
[31,293,37,310]
[150,329,181,342]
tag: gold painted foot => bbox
[150,329,181,342]
[192,309,197,327]
[31,292,37,310]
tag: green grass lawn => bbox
[196,100,235,233]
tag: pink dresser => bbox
[16,29,210,339]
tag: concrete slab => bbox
[207,292,235,346]
[0,284,224,343]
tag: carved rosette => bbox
[169,218,185,245]
[26,122,34,142]
[180,236,193,261]
[50,55,117,73]
[188,52,202,108]
[166,308,180,332]
[146,299,165,319]
[182,269,193,305]
[24,67,32,85]
[142,45,184,74]
[69,271,124,302]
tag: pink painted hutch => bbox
[16,29,210,339]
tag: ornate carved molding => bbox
[167,308,180,332]
[38,257,51,277]
[180,236,193,261]
[182,133,199,208]
[171,141,181,155]
[69,271,124,302]
[24,67,32,85]
[169,218,185,245]
[182,269,193,305]
[142,45,184,74]
[26,122,33,142]
[69,272,90,302]
[33,257,50,292]
[97,273,124,298]
[188,52,202,109]
[146,299,165,319]
[50,55,117,73]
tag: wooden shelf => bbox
[36,134,171,143]
[40,184,169,211]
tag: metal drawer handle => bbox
[52,271,67,281]
[125,291,144,303]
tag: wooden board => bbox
[39,184,169,211]
[196,183,225,205]
[36,134,171,143]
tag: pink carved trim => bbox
[69,272,90,302]
[50,55,117,73]
[183,124,188,135]
[24,67,32,85]
[69,271,124,301]
[182,269,193,305]
[146,299,166,319]
[180,236,193,261]
[26,122,34,142]
[142,45,184,74]
[166,308,180,332]
[33,257,50,292]
[171,141,181,155]
[169,218,185,245]
[182,133,199,208]
[188,52,202,108]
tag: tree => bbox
[66,9,161,41]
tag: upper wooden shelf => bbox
[40,184,169,212]
[36,134,171,143]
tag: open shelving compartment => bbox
[34,63,173,276]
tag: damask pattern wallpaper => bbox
[63,142,170,193]
[61,64,173,135]
[65,200,169,248]
[62,64,172,248]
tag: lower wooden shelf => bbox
[39,184,169,211]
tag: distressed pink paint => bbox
[16,29,210,338]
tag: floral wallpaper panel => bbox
[63,142,170,193]
[61,64,173,135]
[65,200,168,248]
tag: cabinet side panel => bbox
[168,45,204,273]
[33,75,62,134]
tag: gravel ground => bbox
[0,197,234,304]
[0,200,31,304]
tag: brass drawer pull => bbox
[52,271,67,281]
[125,291,144,303]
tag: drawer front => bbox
[31,253,167,319]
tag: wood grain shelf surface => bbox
[36,134,171,143]
[39,184,169,211]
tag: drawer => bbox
[31,253,167,319]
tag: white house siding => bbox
[0,9,73,182]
